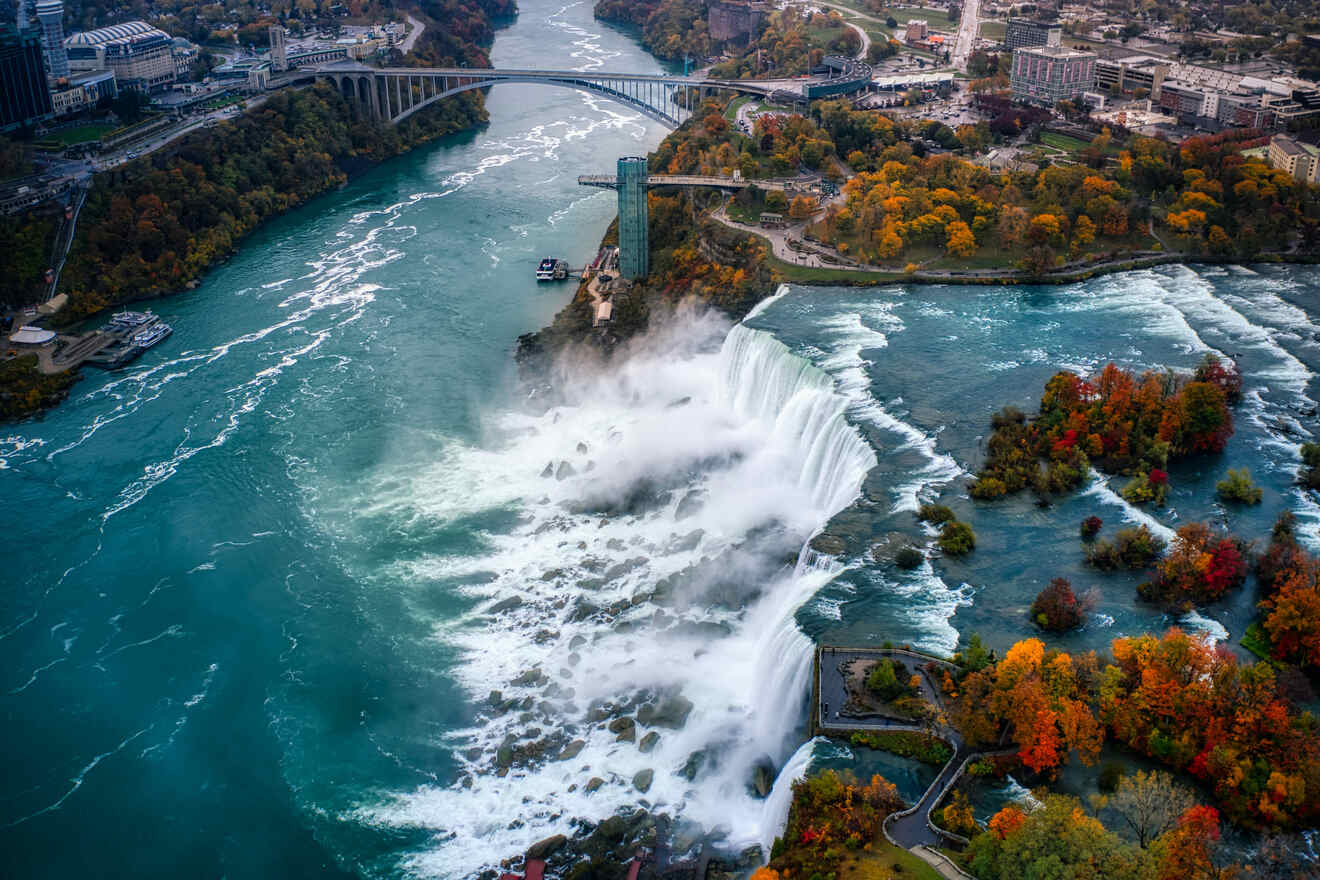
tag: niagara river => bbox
[4,2,1320,878]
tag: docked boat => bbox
[536,257,558,281]
[131,322,172,349]
[108,310,153,329]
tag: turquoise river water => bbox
[4,2,1320,877]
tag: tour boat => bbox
[536,257,559,281]
[131,322,172,349]
[108,310,153,328]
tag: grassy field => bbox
[887,5,956,30]
[836,839,946,880]
[768,250,903,283]
[723,96,753,121]
[45,123,116,146]
[804,20,858,51]
[1040,131,1093,152]
[979,19,1006,40]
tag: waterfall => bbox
[719,324,877,515]
[719,321,878,849]
[759,738,823,857]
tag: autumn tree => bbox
[1139,522,1247,606]
[951,638,1101,773]
[946,219,977,257]
[1103,770,1196,848]
[1030,577,1087,630]
[1152,805,1245,880]
[1101,629,1320,828]
[788,194,818,220]
[967,794,1154,880]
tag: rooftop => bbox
[65,21,168,47]
[1272,134,1308,156]
[1018,44,1095,59]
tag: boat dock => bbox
[83,314,170,369]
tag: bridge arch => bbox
[314,68,790,129]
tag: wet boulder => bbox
[638,731,660,754]
[679,749,707,781]
[751,755,776,798]
[526,834,567,860]
[637,694,694,729]
[809,532,847,556]
[488,596,523,614]
[632,768,654,793]
[608,716,636,743]
[675,489,706,521]
[667,529,704,553]
[557,739,586,762]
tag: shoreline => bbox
[769,251,1320,288]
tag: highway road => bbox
[951,0,981,71]
[398,14,425,54]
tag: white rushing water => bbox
[356,308,876,877]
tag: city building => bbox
[34,0,66,79]
[616,157,648,280]
[1010,44,1096,107]
[0,23,53,131]
[708,1,765,43]
[65,21,175,91]
[1004,18,1061,50]
[269,24,287,72]
[49,68,116,114]
[1094,54,1167,96]
[1268,134,1320,182]
[282,45,348,69]
[905,19,928,43]
[171,37,197,77]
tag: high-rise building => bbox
[65,21,175,91]
[1010,44,1096,107]
[1004,18,1061,51]
[616,157,649,280]
[269,24,287,72]
[34,0,66,79]
[0,22,53,131]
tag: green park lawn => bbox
[45,123,116,146]
[836,839,946,880]
[1040,131,1094,152]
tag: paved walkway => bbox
[912,845,972,880]
[712,206,893,272]
[885,747,968,848]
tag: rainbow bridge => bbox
[308,58,873,128]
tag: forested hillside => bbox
[56,83,485,321]
[0,0,514,421]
